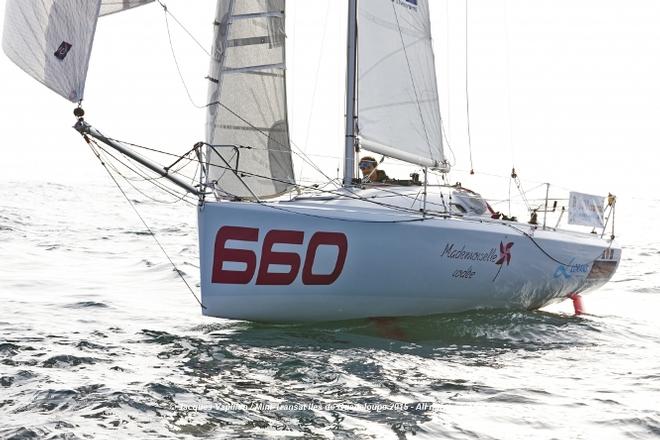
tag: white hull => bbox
[198,188,620,322]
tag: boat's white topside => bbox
[197,184,621,322]
[258,184,611,246]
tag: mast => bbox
[343,0,358,186]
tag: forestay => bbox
[357,0,447,170]
[2,0,155,102]
[206,0,295,200]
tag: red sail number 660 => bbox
[211,226,348,286]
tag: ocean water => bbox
[0,181,659,439]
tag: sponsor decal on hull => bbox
[441,243,499,262]
[554,258,590,279]
[441,241,514,282]
[492,241,514,281]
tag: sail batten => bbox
[221,63,285,74]
[231,12,284,20]
[206,0,294,200]
[357,0,447,170]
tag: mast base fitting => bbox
[74,107,85,118]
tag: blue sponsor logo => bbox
[554,259,589,279]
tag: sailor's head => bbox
[359,156,378,175]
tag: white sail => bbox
[206,0,294,200]
[357,0,447,170]
[2,0,155,103]
[100,0,154,17]
[2,0,103,102]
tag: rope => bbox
[157,1,212,57]
[108,159,196,207]
[503,0,517,168]
[440,118,457,168]
[212,102,335,183]
[93,133,444,217]
[83,135,206,310]
[504,222,589,267]
[155,0,335,185]
[298,0,333,181]
[103,132,556,222]
[91,141,197,206]
[161,4,206,109]
[102,132,576,227]
[84,122,609,278]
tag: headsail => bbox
[2,0,155,102]
[357,0,447,170]
[206,0,295,200]
[2,0,103,102]
[100,0,154,16]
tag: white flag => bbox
[568,192,605,228]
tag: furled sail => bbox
[357,0,447,170]
[2,0,154,102]
[206,0,294,200]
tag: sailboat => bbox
[3,0,621,322]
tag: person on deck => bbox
[359,156,388,183]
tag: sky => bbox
[1,0,660,204]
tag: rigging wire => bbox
[212,101,335,183]
[100,147,190,200]
[108,148,196,185]
[445,0,451,140]
[84,127,200,204]
[92,131,585,266]
[100,129,556,220]
[95,143,198,206]
[157,1,212,57]
[161,4,206,109]
[440,119,457,167]
[102,130,561,221]
[86,129,201,203]
[503,0,516,169]
[465,0,475,174]
[503,222,592,267]
[84,125,599,266]
[297,0,333,181]
[156,0,337,185]
[82,134,206,310]
[92,132,441,217]
[115,1,567,220]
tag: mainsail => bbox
[2,0,154,102]
[206,0,295,200]
[357,0,447,170]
